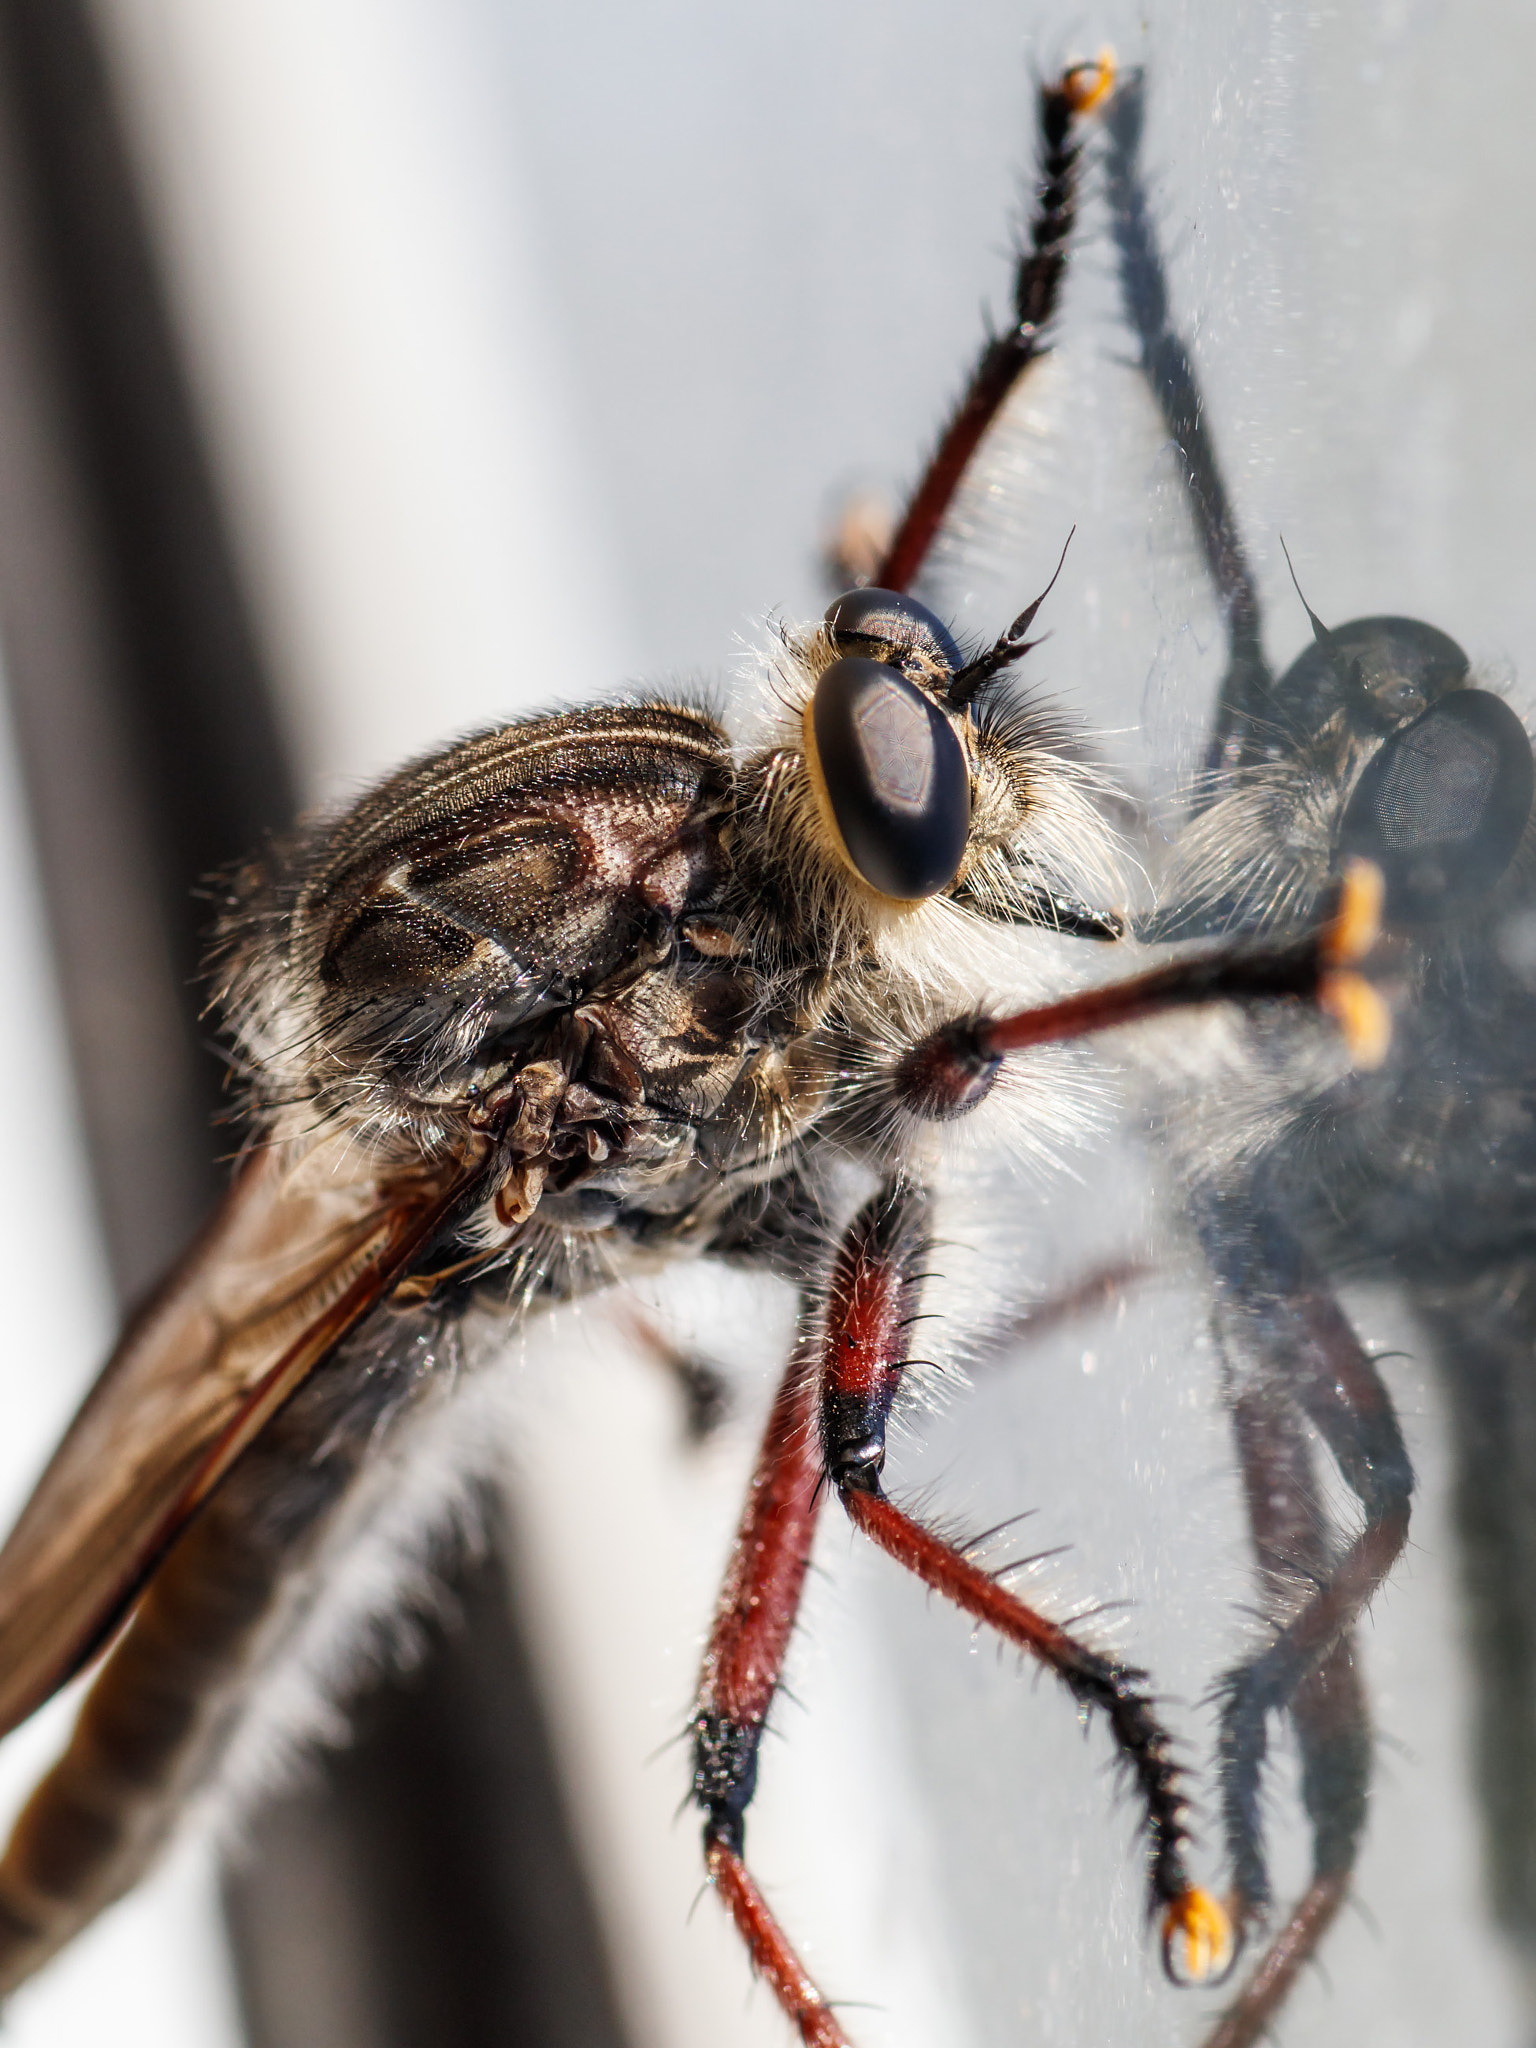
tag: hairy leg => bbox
[1201,1225,1411,2048]
[690,1179,1234,2042]
[1102,69,1274,779]
[819,1178,1230,1978]
[691,1318,845,2047]
[876,55,1115,594]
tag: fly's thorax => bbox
[211,702,769,1158]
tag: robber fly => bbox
[1062,72,1536,2048]
[0,54,1385,2047]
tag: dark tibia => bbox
[877,59,1111,594]
[1417,1269,1536,1950]
[819,1180,1204,1932]
[1102,72,1275,775]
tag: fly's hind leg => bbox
[1201,1216,1412,2048]
[690,1322,846,2048]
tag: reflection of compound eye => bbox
[1339,689,1535,923]
[807,655,971,900]
[823,586,963,679]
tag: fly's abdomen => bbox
[0,1313,457,1995]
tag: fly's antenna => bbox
[1279,534,1333,648]
[947,527,1075,708]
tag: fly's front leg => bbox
[889,857,1390,1124]
[818,1177,1230,1983]
[1201,1221,1412,2048]
[874,53,1115,594]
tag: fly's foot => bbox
[1318,857,1391,1068]
[1061,48,1117,115]
[1161,1886,1237,1987]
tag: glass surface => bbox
[11,1,1529,2042]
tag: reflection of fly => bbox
[0,58,1372,2046]
[1101,73,1536,2048]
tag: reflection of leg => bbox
[877,57,1115,593]
[690,1329,847,2047]
[1420,1273,1536,1953]
[820,1178,1229,1976]
[1206,1384,1368,2048]
[1102,70,1273,774]
[618,1308,732,1443]
[977,1255,1148,1365]
[1219,1380,1332,1917]
[1206,1250,1410,2048]
[1206,1652,1362,2048]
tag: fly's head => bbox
[1161,613,1536,951]
[727,586,1127,1047]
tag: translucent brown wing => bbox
[0,1133,490,1739]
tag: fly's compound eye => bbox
[806,656,970,900]
[1339,689,1535,923]
[824,587,963,680]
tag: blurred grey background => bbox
[0,3,1529,2046]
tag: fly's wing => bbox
[0,1132,489,1739]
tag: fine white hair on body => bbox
[207,1322,518,1845]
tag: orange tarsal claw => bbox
[1322,855,1385,966]
[1161,1886,1236,1987]
[1317,855,1391,1069]
[1320,969,1393,1070]
[1062,47,1117,114]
